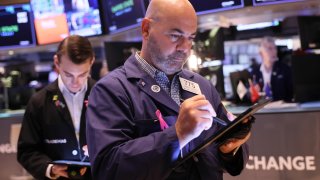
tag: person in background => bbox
[17,35,95,179]
[86,0,250,179]
[249,57,260,71]
[250,37,293,102]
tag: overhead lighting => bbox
[236,20,280,31]
[202,60,222,68]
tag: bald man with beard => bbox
[86,0,250,179]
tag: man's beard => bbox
[147,37,188,75]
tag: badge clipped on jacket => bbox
[179,77,201,95]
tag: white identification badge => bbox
[179,77,201,95]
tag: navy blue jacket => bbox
[86,55,249,180]
[17,79,95,180]
[250,61,293,102]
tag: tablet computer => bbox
[174,98,272,168]
[51,160,91,167]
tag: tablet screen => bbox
[51,160,91,167]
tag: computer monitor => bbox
[297,16,320,50]
[291,54,320,102]
[199,63,225,99]
[0,3,36,50]
[101,0,149,34]
[31,0,102,45]
[189,0,244,15]
[252,0,302,6]
[104,41,142,71]
[193,27,225,60]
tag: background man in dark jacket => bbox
[17,35,95,179]
[250,36,293,102]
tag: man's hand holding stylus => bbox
[175,95,216,148]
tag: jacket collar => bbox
[124,55,197,113]
[46,78,95,136]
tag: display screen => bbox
[104,41,142,71]
[292,54,320,102]
[189,0,244,15]
[193,27,225,60]
[102,0,147,33]
[298,16,320,50]
[252,0,302,6]
[199,64,225,98]
[31,0,102,45]
[0,4,36,49]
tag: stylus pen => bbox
[212,116,227,126]
[81,155,88,162]
[180,98,227,126]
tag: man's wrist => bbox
[220,146,241,158]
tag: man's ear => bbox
[141,18,151,40]
[90,57,95,66]
[53,55,60,70]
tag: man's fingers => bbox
[219,132,251,154]
[227,111,236,121]
[242,116,255,123]
[186,94,206,101]
[82,145,89,156]
[198,103,216,117]
[52,165,68,178]
[80,167,87,176]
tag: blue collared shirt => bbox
[135,52,181,105]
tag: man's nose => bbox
[72,77,80,84]
[177,37,192,53]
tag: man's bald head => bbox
[140,0,197,76]
[260,36,276,51]
[259,36,278,70]
[145,0,197,22]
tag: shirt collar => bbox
[135,51,158,78]
[58,75,87,96]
